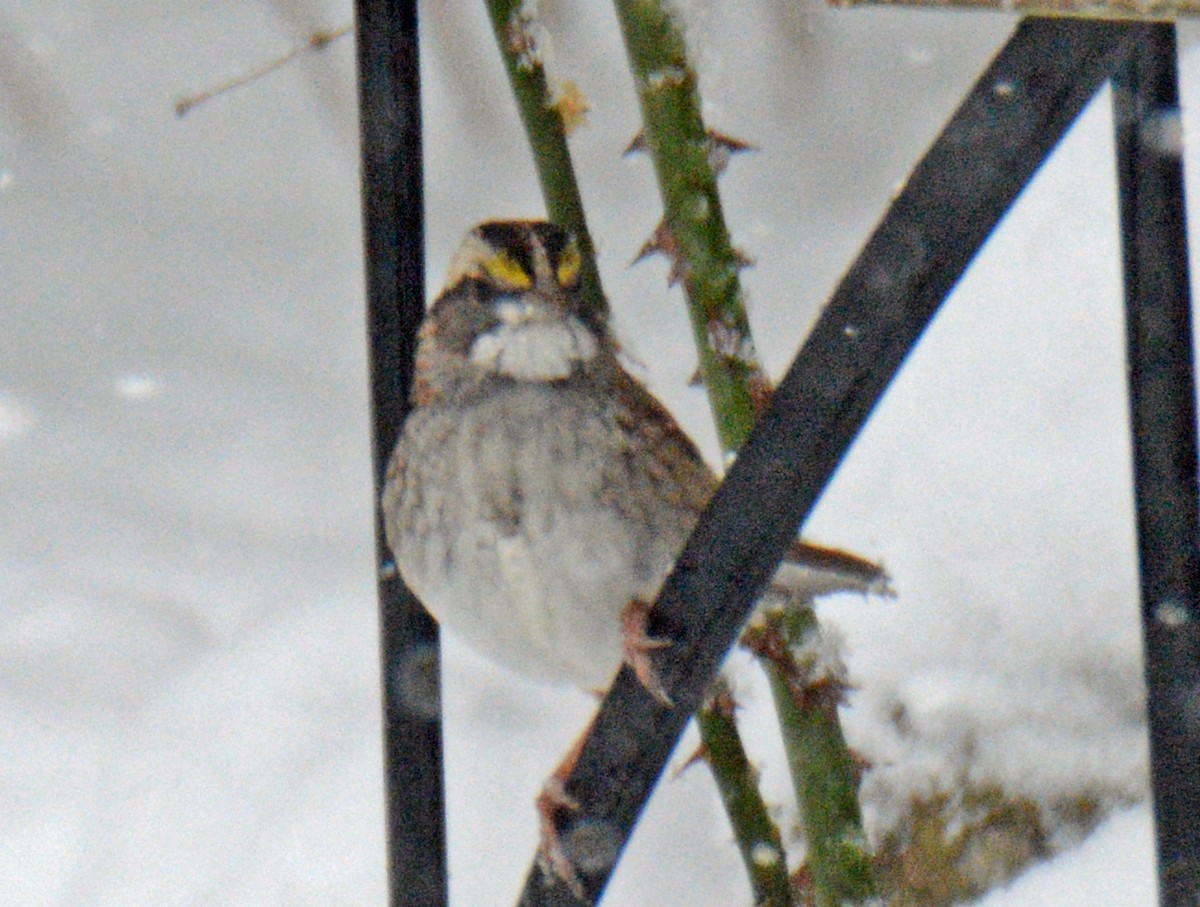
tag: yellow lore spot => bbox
[482,251,533,290]
[556,240,582,287]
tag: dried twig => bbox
[175,25,351,117]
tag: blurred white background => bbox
[3,2,1195,904]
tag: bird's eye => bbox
[556,240,582,287]
[481,250,533,290]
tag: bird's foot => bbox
[620,598,673,707]
[537,775,586,898]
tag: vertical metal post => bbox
[1113,26,1200,907]
[354,2,448,906]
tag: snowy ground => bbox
[2,1,1195,904]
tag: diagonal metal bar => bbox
[1113,27,1200,907]
[354,2,447,906]
[517,18,1148,907]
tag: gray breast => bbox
[382,383,694,689]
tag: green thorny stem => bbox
[484,1,791,902]
[745,608,876,907]
[698,680,794,907]
[612,0,770,452]
[485,2,872,904]
[483,0,606,323]
[612,2,875,905]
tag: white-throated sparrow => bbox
[383,219,881,693]
[381,220,884,887]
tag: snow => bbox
[975,808,1156,907]
[3,1,1198,904]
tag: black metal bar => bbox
[517,18,1148,907]
[1113,27,1200,907]
[354,3,447,907]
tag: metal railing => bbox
[355,10,1199,906]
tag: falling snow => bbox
[3,3,1192,906]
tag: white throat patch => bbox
[469,300,599,381]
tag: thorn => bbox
[630,220,687,286]
[706,129,758,176]
[625,128,755,176]
[630,219,673,265]
[707,129,758,155]
[731,247,756,270]
[631,235,665,267]
[672,743,710,779]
